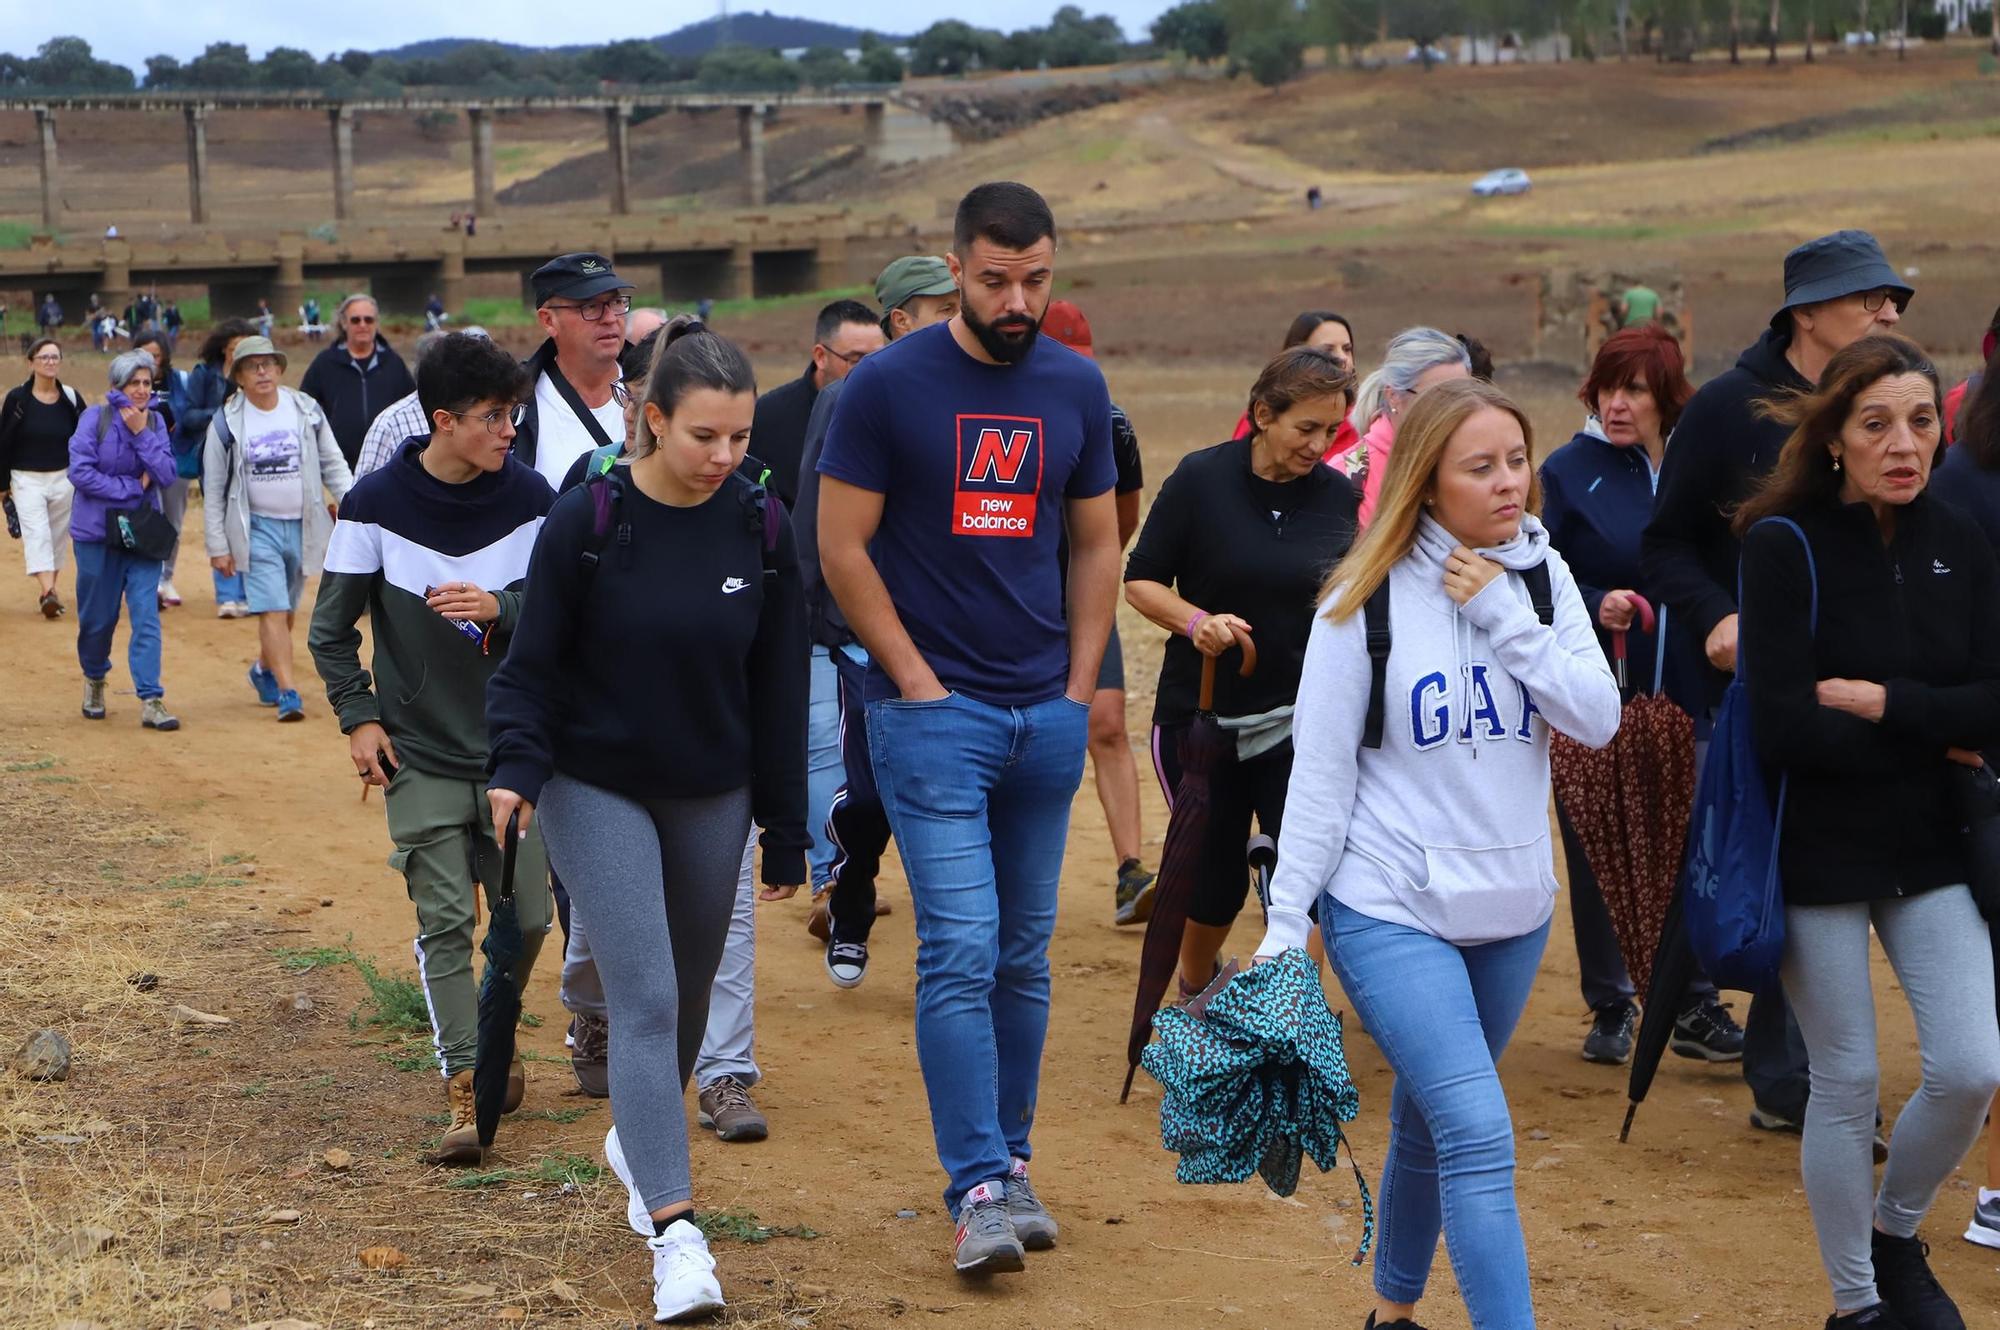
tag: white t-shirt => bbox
[243,396,304,519]
[532,370,625,488]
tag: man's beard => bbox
[963,301,1040,365]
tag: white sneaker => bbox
[603,1125,651,1237]
[217,600,250,619]
[648,1219,723,1322]
[157,581,182,607]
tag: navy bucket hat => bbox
[1772,229,1913,330]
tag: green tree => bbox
[1307,0,1377,58]
[857,35,906,81]
[29,36,133,90]
[798,45,856,86]
[143,54,182,88]
[1398,0,1462,64]
[336,49,374,77]
[912,19,1006,74]
[184,41,255,89]
[1043,6,1126,64]
[260,46,323,89]
[1231,24,1307,82]
[585,38,679,84]
[696,44,802,91]
[1153,0,1232,59]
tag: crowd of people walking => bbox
[5,197,2000,1330]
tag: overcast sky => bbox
[19,2,1178,68]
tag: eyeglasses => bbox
[547,295,632,323]
[348,314,377,325]
[821,345,872,367]
[448,403,527,434]
[612,381,634,407]
[1858,288,1909,314]
[31,353,60,364]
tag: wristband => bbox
[1186,611,1208,639]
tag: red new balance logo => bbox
[963,428,1035,485]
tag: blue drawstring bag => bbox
[1683,516,1816,992]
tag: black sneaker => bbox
[1670,997,1745,1062]
[1827,1306,1909,1329]
[826,938,868,990]
[1114,858,1156,926]
[1872,1230,1965,1330]
[1581,1000,1637,1065]
[1363,1312,1432,1330]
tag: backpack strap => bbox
[1361,580,1392,750]
[579,447,629,578]
[1523,561,1555,626]
[1739,517,1819,685]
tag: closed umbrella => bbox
[1549,596,1696,998]
[1121,626,1256,1102]
[1140,948,1374,1262]
[1622,884,1698,1141]
[473,810,524,1155]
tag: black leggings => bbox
[1152,723,1292,929]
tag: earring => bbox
[1832,455,1842,472]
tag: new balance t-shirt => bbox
[817,322,1116,706]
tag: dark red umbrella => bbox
[1549,595,1696,1000]
[1122,626,1256,1103]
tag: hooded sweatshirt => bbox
[1255,514,1621,953]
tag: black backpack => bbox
[1360,562,1554,750]
[576,441,782,583]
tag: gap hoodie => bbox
[1256,514,1621,953]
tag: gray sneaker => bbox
[953,1179,1024,1274]
[1967,1191,2000,1250]
[696,1074,768,1143]
[140,697,180,731]
[81,677,106,720]
[1006,1158,1058,1250]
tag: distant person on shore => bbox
[792,255,959,975]
[1643,228,1911,1141]
[355,328,489,478]
[202,336,354,722]
[1616,282,1662,329]
[299,294,416,472]
[310,331,556,1167]
[254,299,274,339]
[68,350,178,730]
[176,319,259,617]
[510,253,634,489]
[37,293,62,339]
[1233,311,1360,465]
[0,338,84,618]
[1348,326,1474,525]
[302,297,324,343]
[425,292,448,332]
[1042,298,1157,925]
[162,301,182,350]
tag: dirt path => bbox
[4,501,1998,1327]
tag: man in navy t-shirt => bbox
[818,181,1120,1276]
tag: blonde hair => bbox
[1322,377,1540,621]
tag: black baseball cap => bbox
[530,252,635,307]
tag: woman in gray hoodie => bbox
[1256,378,1620,1330]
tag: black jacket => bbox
[1930,442,2000,552]
[1125,440,1357,726]
[0,378,84,487]
[1641,327,1813,708]
[1740,494,2000,906]
[298,340,415,471]
[748,364,819,507]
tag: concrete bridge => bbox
[0,211,914,320]
[1,90,896,228]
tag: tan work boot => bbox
[426,1069,483,1165]
[502,1056,525,1114]
[697,1075,768,1143]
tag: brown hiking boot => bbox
[569,1014,608,1098]
[425,1069,483,1166]
[502,1056,524,1114]
[697,1075,768,1143]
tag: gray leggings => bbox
[1781,885,2000,1310]
[537,774,751,1213]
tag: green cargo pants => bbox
[384,766,553,1078]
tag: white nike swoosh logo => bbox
[721,578,750,594]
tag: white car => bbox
[1471,168,1532,197]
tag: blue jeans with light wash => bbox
[1322,896,1550,1329]
[867,689,1089,1212]
[73,538,164,699]
[806,644,844,888]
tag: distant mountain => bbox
[372,13,889,64]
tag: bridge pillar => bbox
[438,242,467,317]
[184,105,212,225]
[34,106,59,230]
[101,238,133,319]
[274,234,306,325]
[737,104,768,208]
[814,235,849,291]
[329,108,355,220]
[729,242,756,301]
[864,102,886,154]
[606,103,633,215]
[468,107,498,216]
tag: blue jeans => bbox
[74,538,164,699]
[212,564,246,605]
[1322,896,1550,1329]
[806,645,844,888]
[867,690,1089,1211]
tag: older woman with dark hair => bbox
[1538,325,1743,1065]
[1233,311,1362,463]
[68,350,179,730]
[1737,333,2000,1330]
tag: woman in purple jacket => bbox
[68,351,180,730]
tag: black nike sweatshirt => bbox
[485,468,810,885]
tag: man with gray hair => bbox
[354,327,491,477]
[299,293,416,471]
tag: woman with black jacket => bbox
[485,323,807,1322]
[1125,345,1358,994]
[1736,333,2000,1330]
[1924,351,2000,1253]
[0,338,85,617]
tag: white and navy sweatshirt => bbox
[1256,514,1621,952]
